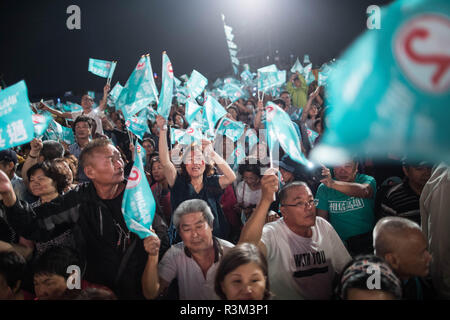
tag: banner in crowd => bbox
[311,0,450,165]
[0,80,35,150]
[125,115,150,140]
[157,52,174,120]
[186,100,203,125]
[186,70,208,99]
[122,142,156,239]
[203,95,227,135]
[88,58,116,80]
[216,117,245,142]
[264,101,310,166]
[116,55,158,120]
[109,82,123,104]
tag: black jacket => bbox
[6,182,155,299]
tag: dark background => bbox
[0,0,393,101]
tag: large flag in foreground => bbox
[0,80,34,150]
[265,102,310,166]
[122,143,156,239]
[311,0,450,165]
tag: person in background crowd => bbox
[236,160,262,225]
[286,72,308,110]
[336,255,402,300]
[377,160,432,225]
[420,162,450,299]
[69,116,93,183]
[0,250,34,300]
[141,199,235,300]
[0,149,28,202]
[316,160,376,256]
[373,217,435,300]
[215,242,271,300]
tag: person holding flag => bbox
[156,114,236,242]
[39,84,111,135]
[0,138,164,299]
[286,71,308,110]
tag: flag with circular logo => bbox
[157,52,174,120]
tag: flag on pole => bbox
[109,82,123,103]
[291,58,304,74]
[264,102,310,166]
[222,83,245,103]
[88,58,114,78]
[216,117,245,142]
[203,95,227,135]
[122,142,157,239]
[0,80,34,150]
[116,55,158,120]
[157,52,174,120]
[311,0,450,165]
[186,100,203,126]
[186,70,208,99]
[125,115,150,140]
[32,113,52,137]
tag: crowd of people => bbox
[0,69,448,301]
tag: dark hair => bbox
[214,243,271,300]
[149,156,162,182]
[52,158,74,188]
[0,251,26,291]
[40,140,64,160]
[27,160,71,194]
[238,158,262,178]
[336,255,402,300]
[279,181,310,204]
[273,99,286,110]
[79,138,113,168]
[142,138,156,150]
[179,145,214,182]
[280,91,290,97]
[72,116,92,134]
[32,246,81,280]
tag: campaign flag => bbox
[32,113,52,137]
[291,58,304,74]
[311,0,450,165]
[157,52,174,120]
[125,115,150,140]
[245,128,259,152]
[170,127,186,145]
[216,117,245,142]
[88,58,114,78]
[232,65,239,75]
[231,56,240,66]
[109,82,123,103]
[44,120,63,142]
[0,80,35,150]
[227,41,237,49]
[222,83,245,103]
[122,143,156,239]
[107,61,117,84]
[257,64,278,74]
[229,49,238,57]
[116,55,158,120]
[226,142,246,170]
[258,71,286,92]
[61,126,75,145]
[307,128,319,147]
[65,102,83,112]
[186,100,203,126]
[203,95,227,134]
[264,102,309,166]
[303,54,311,65]
[186,70,208,99]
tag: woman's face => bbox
[29,169,57,197]
[185,150,205,179]
[114,119,123,130]
[143,141,154,155]
[242,171,260,189]
[151,161,165,182]
[221,262,267,300]
[308,105,318,118]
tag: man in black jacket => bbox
[0,138,162,299]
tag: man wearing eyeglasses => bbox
[315,161,377,257]
[239,169,351,300]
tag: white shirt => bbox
[261,217,351,300]
[72,109,104,135]
[236,181,262,207]
[158,238,234,300]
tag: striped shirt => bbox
[379,182,421,225]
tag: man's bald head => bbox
[373,217,422,257]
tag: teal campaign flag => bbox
[43,119,63,142]
[258,71,286,92]
[174,76,182,89]
[170,127,186,145]
[64,102,83,112]
[307,128,319,147]
[216,117,245,142]
[0,80,34,150]
[61,126,75,145]
[203,95,227,135]
[32,113,52,138]
[122,143,156,239]
[107,61,117,84]
[116,55,158,120]
[157,52,174,120]
[245,128,259,152]
[264,102,310,166]
[257,64,278,74]
[311,0,450,165]
[171,126,203,145]
[125,115,150,140]
[186,100,203,125]
[186,70,208,99]
[109,82,123,103]
[226,142,246,170]
[222,83,245,103]
[303,54,311,65]
[291,58,304,74]
[88,58,114,78]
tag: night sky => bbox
[0,0,393,101]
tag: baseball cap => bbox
[0,149,18,164]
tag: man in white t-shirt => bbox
[239,170,351,300]
[142,199,234,300]
[39,84,110,135]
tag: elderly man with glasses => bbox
[239,170,351,300]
